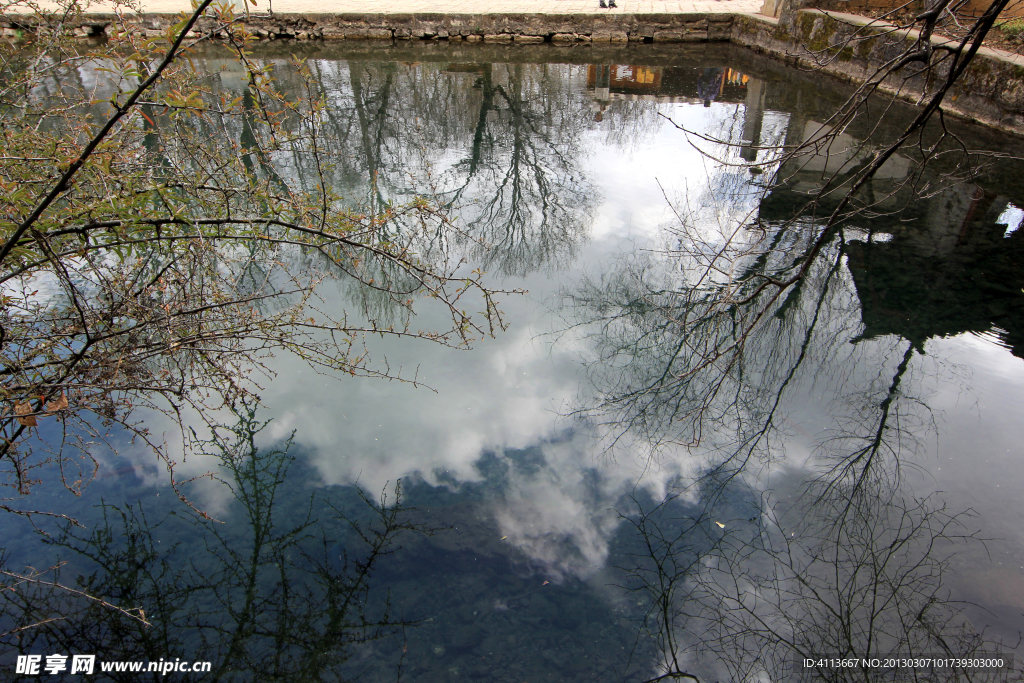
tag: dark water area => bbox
[3,43,1024,682]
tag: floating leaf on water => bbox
[715,521,726,528]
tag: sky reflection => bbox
[9,49,1023,682]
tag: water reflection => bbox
[564,78,1024,678]
[3,407,425,682]
[618,469,1017,682]
[274,58,602,278]
[3,45,1024,681]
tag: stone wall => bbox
[0,12,734,44]
[731,9,1024,132]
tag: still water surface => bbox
[4,43,1024,682]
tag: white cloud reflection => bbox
[101,94,777,580]
[255,271,704,580]
[239,98,749,576]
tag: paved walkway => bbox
[40,0,765,15]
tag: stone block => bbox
[708,24,731,40]
[551,33,576,42]
[483,33,512,42]
[653,30,685,42]
[465,34,482,42]
[320,26,347,39]
[514,34,544,43]
[336,27,384,39]
[591,31,611,43]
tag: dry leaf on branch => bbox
[45,393,69,413]
[14,402,37,427]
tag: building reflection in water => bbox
[586,64,751,104]
[587,64,765,161]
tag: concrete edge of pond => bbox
[732,10,1024,137]
[2,7,1023,135]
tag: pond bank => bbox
[733,9,1024,137]
[4,3,1024,133]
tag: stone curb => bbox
[0,11,738,43]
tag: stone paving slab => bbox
[34,0,763,15]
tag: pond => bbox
[3,41,1024,682]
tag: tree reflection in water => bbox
[566,101,1024,679]
[617,462,1008,682]
[1,406,427,682]
[293,58,602,278]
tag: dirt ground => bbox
[857,8,1024,56]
